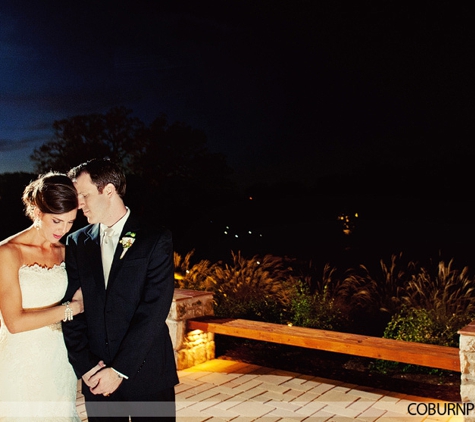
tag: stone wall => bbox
[167,289,215,370]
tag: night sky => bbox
[1,1,474,190]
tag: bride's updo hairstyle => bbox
[23,171,78,220]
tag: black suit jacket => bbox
[62,215,179,398]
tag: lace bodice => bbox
[0,263,68,332]
[18,263,67,308]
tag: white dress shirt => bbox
[99,207,131,379]
[100,208,130,286]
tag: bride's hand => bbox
[71,287,84,315]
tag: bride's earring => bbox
[33,218,41,230]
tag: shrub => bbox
[214,294,286,323]
[209,251,299,322]
[371,306,455,375]
[289,279,349,331]
[384,306,452,345]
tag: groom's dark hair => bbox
[68,158,127,198]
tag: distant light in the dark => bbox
[338,212,358,235]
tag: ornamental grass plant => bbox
[401,259,475,341]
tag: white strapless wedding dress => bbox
[0,263,80,421]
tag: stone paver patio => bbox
[75,358,465,421]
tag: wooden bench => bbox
[187,317,461,372]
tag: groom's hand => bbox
[89,367,124,396]
[82,361,106,388]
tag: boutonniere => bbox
[119,232,136,259]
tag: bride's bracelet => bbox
[62,301,74,322]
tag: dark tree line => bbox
[31,107,235,202]
[1,107,238,255]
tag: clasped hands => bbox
[82,360,123,397]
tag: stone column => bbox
[167,289,215,370]
[460,322,475,402]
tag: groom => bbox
[62,158,178,421]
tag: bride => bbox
[0,172,94,421]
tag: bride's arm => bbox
[0,245,83,334]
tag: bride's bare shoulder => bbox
[0,233,24,263]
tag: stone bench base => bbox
[167,289,215,370]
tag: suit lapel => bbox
[107,216,141,288]
[85,224,107,295]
